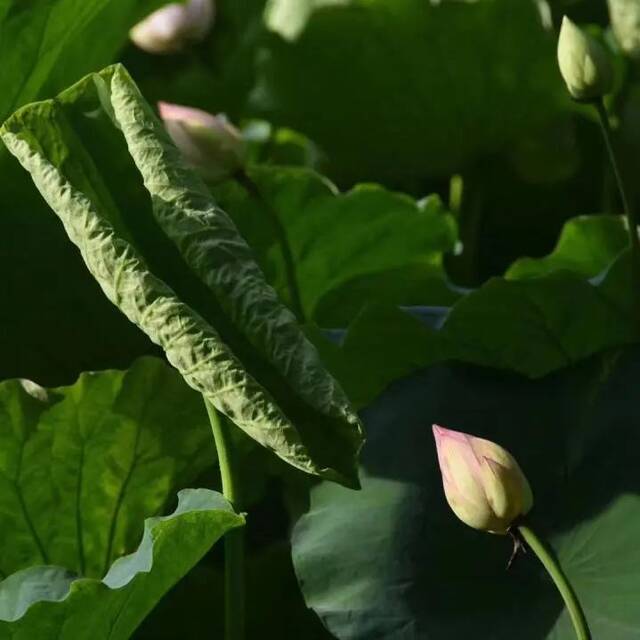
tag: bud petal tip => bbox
[130,0,215,55]
[557,15,613,101]
[158,101,244,182]
[432,424,533,534]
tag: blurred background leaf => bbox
[212,166,458,325]
[255,0,568,187]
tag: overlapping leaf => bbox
[212,166,458,325]
[0,357,239,639]
[506,215,628,280]
[313,215,635,407]
[0,489,243,640]
[0,64,362,486]
[0,357,214,578]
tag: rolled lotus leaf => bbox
[0,64,363,488]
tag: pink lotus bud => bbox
[158,102,245,182]
[130,0,215,54]
[432,425,533,534]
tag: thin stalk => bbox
[234,169,306,322]
[205,399,244,640]
[448,174,464,215]
[595,100,640,309]
[517,523,590,640]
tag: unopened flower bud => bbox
[432,425,533,534]
[158,102,245,182]
[130,0,215,55]
[608,0,640,60]
[557,16,613,101]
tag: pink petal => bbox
[158,102,222,129]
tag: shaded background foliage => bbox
[1,0,640,637]
[0,0,631,385]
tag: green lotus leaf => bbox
[0,489,243,639]
[293,345,640,639]
[211,166,458,325]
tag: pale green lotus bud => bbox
[557,16,614,101]
[608,0,640,60]
[158,102,245,182]
[130,0,215,55]
[433,425,533,535]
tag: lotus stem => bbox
[234,169,306,322]
[517,522,590,640]
[205,399,245,640]
[595,99,640,313]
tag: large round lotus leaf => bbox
[293,346,640,638]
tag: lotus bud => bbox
[608,0,640,60]
[158,102,245,182]
[130,0,215,54]
[557,16,614,101]
[432,425,533,534]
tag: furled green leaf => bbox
[0,64,362,487]
[0,489,243,639]
[212,166,458,324]
[506,215,628,280]
[293,345,640,639]
[254,0,568,184]
[0,357,214,578]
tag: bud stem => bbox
[595,99,640,312]
[234,169,306,322]
[516,523,590,640]
[205,399,245,640]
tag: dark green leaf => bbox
[293,346,640,639]
[136,542,332,639]
[0,65,362,486]
[321,250,636,408]
[255,0,568,184]
[212,166,458,324]
[0,160,154,386]
[506,215,628,280]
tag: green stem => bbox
[234,169,306,322]
[517,523,590,640]
[205,399,244,640]
[595,100,640,306]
